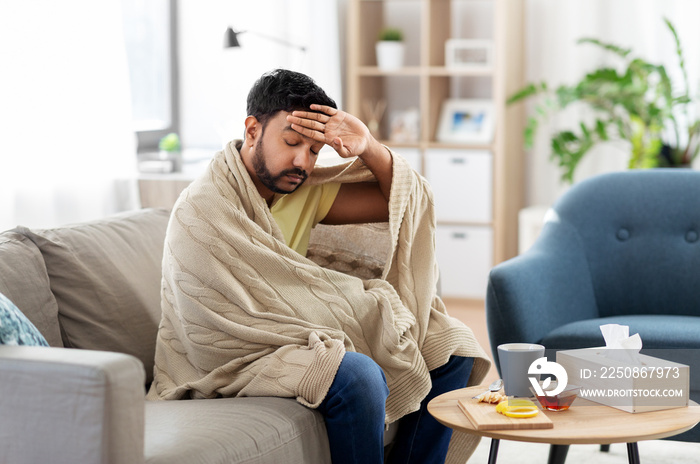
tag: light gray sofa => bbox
[0,208,333,464]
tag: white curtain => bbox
[0,0,138,231]
[523,0,700,206]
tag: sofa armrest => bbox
[0,346,145,464]
[486,218,600,369]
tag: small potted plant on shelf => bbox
[507,17,700,183]
[376,27,404,71]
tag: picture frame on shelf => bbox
[437,99,494,144]
[445,39,493,70]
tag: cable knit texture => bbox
[147,140,491,462]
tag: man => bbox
[148,69,491,464]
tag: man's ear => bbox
[244,116,260,146]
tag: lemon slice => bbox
[496,401,509,414]
[496,398,539,418]
[503,407,539,418]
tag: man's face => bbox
[250,112,324,195]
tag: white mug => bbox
[497,343,546,397]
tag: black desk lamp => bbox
[223,26,306,52]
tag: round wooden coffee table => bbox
[428,385,700,464]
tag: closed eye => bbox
[311,143,324,155]
[284,135,321,155]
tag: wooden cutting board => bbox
[458,398,553,430]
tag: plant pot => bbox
[376,41,405,71]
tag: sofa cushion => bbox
[0,292,49,346]
[0,231,63,347]
[17,208,170,384]
[145,397,330,464]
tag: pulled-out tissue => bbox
[600,323,643,364]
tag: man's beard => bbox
[252,137,308,194]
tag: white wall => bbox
[178,0,343,151]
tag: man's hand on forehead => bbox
[286,106,333,142]
[287,104,372,159]
[289,105,393,221]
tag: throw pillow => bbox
[0,291,49,346]
[0,231,63,347]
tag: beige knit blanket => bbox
[148,140,491,462]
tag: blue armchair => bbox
[486,169,700,442]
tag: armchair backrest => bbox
[546,169,700,318]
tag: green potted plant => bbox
[158,132,182,172]
[376,27,404,71]
[508,18,700,183]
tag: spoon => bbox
[473,378,504,398]
[488,378,504,391]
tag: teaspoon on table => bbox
[473,378,504,398]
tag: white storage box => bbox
[425,149,492,223]
[435,225,493,299]
[557,348,689,413]
[398,148,422,174]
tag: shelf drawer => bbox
[436,225,493,299]
[425,149,492,223]
[397,148,422,175]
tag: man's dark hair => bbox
[246,69,337,128]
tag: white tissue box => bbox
[556,348,689,413]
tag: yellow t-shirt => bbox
[270,182,342,256]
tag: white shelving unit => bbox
[346,0,525,299]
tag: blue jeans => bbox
[317,352,474,464]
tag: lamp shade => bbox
[223,27,306,52]
[224,27,241,48]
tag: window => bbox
[121,0,179,152]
